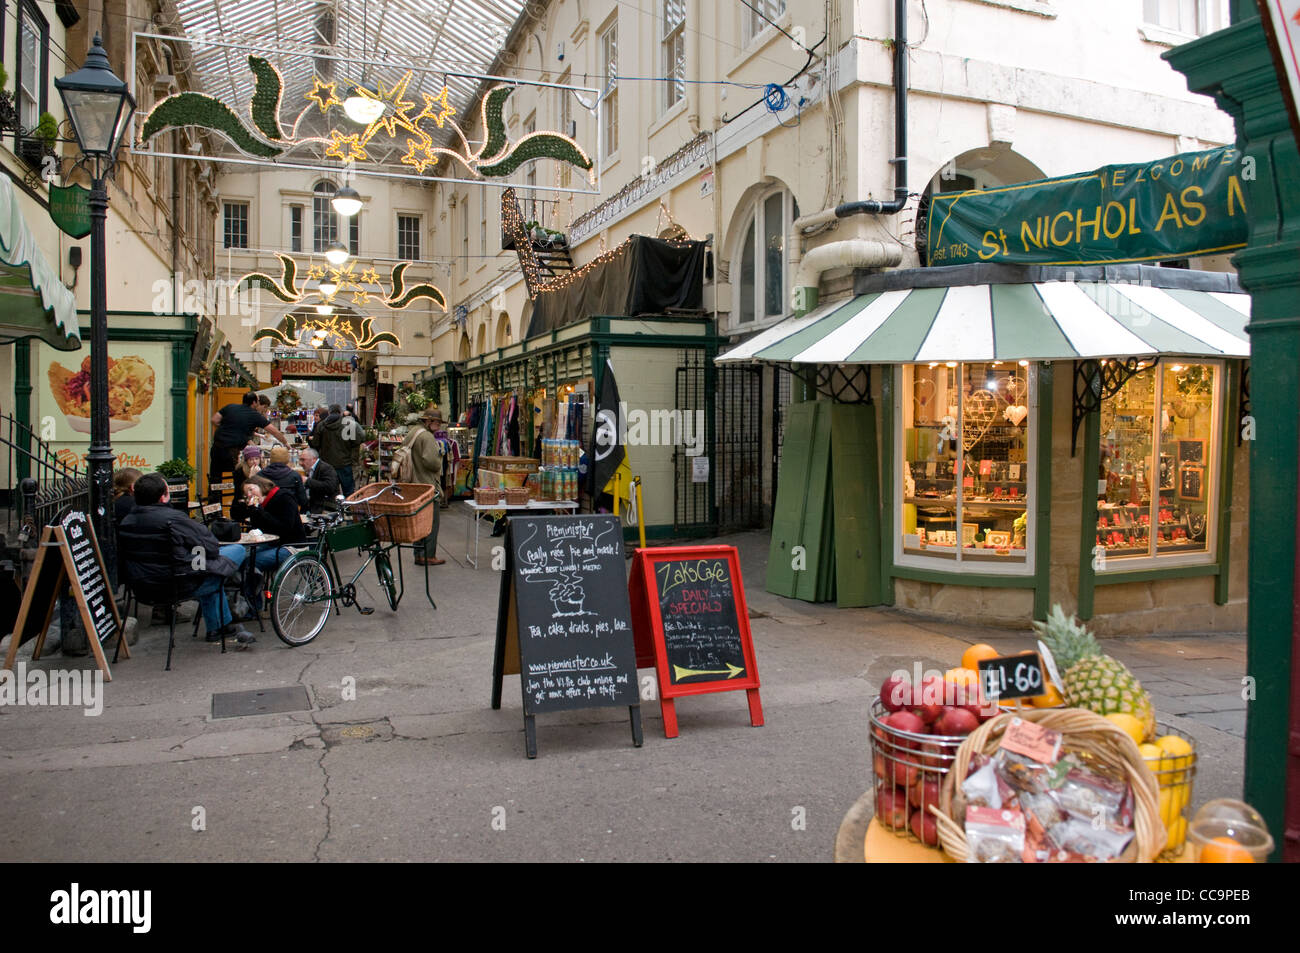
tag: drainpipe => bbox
[790,0,909,315]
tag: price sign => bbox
[978,652,1046,701]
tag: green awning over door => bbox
[0,174,80,351]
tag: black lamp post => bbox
[56,33,135,579]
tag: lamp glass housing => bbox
[332,185,362,217]
[324,241,349,266]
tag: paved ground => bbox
[0,506,1248,862]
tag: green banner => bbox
[49,184,91,239]
[926,146,1249,267]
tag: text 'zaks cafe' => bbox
[724,147,1251,635]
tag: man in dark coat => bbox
[299,447,341,511]
[119,473,255,643]
[310,404,361,496]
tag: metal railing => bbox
[1,413,89,544]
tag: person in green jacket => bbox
[404,407,445,565]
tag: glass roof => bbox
[157,0,531,171]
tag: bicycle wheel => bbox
[271,553,334,647]
[375,551,399,611]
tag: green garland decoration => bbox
[142,92,283,158]
[388,283,446,310]
[239,273,299,303]
[354,317,402,350]
[279,254,300,298]
[385,262,445,310]
[248,56,285,141]
[479,132,593,178]
[252,327,293,347]
[479,86,515,162]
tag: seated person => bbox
[112,467,142,524]
[299,448,341,511]
[119,473,255,644]
[242,475,307,610]
[261,445,309,510]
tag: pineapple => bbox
[1032,605,1156,741]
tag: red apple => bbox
[913,676,945,724]
[877,752,920,788]
[910,808,940,847]
[910,777,942,812]
[935,706,980,737]
[876,786,910,828]
[885,710,925,737]
[917,741,948,770]
[879,674,913,712]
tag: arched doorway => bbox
[494,312,512,348]
[917,148,1046,265]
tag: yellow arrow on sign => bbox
[673,663,745,681]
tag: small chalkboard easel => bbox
[3,513,126,681]
[492,514,642,758]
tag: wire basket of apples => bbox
[869,670,999,850]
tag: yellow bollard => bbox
[633,476,646,549]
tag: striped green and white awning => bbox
[717,267,1249,365]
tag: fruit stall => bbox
[862,606,1273,863]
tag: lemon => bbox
[1139,742,1163,763]
[1158,787,1179,826]
[1166,816,1187,852]
[1156,734,1194,783]
[1105,712,1145,746]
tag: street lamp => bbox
[324,240,350,266]
[56,33,136,580]
[332,183,361,217]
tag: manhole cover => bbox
[212,685,312,719]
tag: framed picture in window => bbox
[985,530,1012,549]
[1178,464,1205,501]
[1178,439,1204,465]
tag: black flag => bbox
[591,358,629,500]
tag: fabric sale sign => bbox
[926,146,1249,267]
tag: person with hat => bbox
[261,445,308,510]
[403,407,445,565]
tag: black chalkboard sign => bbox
[654,558,748,685]
[60,512,119,648]
[628,545,763,738]
[492,513,642,758]
[978,652,1046,702]
[3,514,125,680]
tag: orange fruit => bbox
[943,667,979,689]
[961,643,1000,671]
[1199,836,1255,864]
[1029,682,1064,708]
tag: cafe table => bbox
[235,531,279,632]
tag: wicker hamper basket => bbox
[504,486,530,505]
[932,708,1165,863]
[474,486,505,506]
[345,483,437,544]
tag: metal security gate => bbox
[674,353,763,535]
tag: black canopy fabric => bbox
[525,236,705,337]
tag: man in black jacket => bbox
[119,474,255,644]
[299,448,340,511]
[310,404,361,496]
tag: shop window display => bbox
[899,362,1034,569]
[1097,361,1219,563]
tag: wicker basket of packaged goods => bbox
[345,483,437,543]
[932,708,1165,863]
[474,486,505,506]
[504,486,530,505]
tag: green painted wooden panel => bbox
[766,400,820,597]
[798,401,835,602]
[831,402,882,607]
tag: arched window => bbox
[495,313,512,348]
[313,181,360,255]
[475,323,487,356]
[313,181,338,253]
[734,186,797,327]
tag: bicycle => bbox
[268,485,407,647]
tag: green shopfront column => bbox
[1167,5,1300,860]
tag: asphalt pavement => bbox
[0,505,1247,862]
